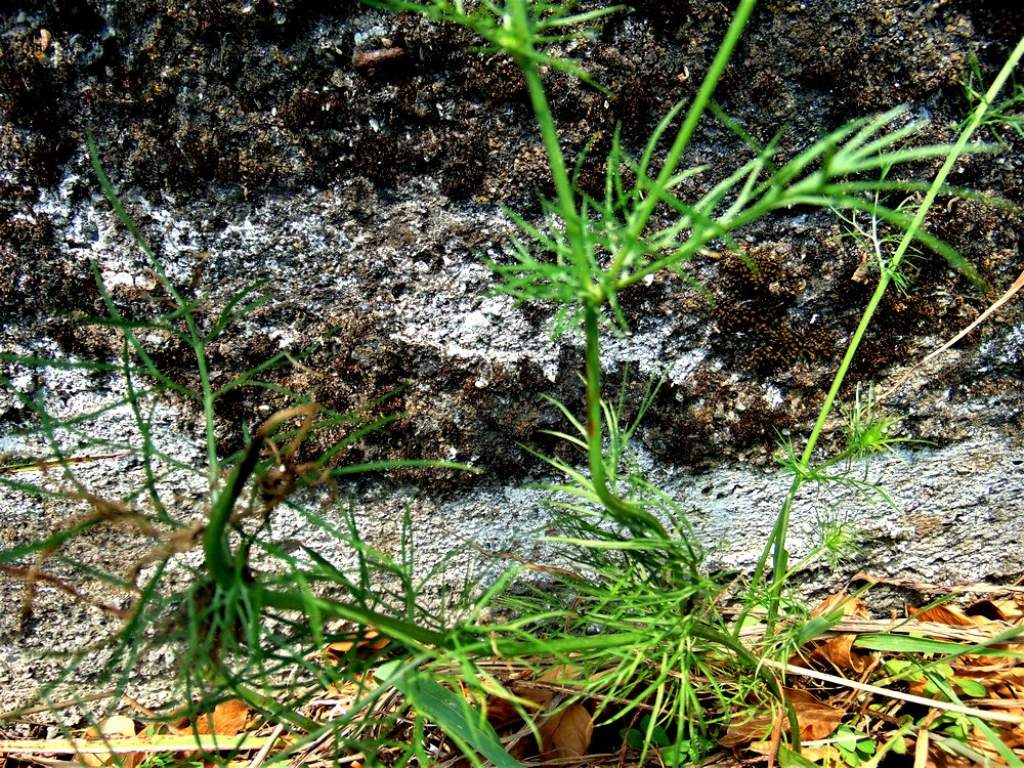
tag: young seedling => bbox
[962,53,1024,145]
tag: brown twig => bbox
[762,659,1024,724]
[851,572,1024,596]
[0,566,129,619]
[0,689,119,721]
[880,268,1024,400]
[352,47,405,68]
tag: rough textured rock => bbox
[1,0,1022,718]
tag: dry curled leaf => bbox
[326,629,391,660]
[83,716,141,768]
[196,699,250,736]
[84,716,136,740]
[912,605,977,626]
[967,598,1024,622]
[538,703,593,759]
[721,716,772,748]
[809,634,870,674]
[484,696,522,728]
[512,664,584,711]
[787,688,845,741]
[540,665,583,685]
[812,593,868,618]
[721,688,843,747]
[807,593,871,673]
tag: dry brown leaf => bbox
[512,664,584,711]
[786,688,845,741]
[512,682,554,710]
[806,594,871,674]
[84,716,136,740]
[484,696,522,728]
[721,715,772,748]
[507,730,538,762]
[746,739,774,757]
[812,593,868,618]
[928,747,976,768]
[767,710,783,768]
[907,677,928,697]
[722,689,843,747]
[967,730,1024,760]
[809,634,869,674]
[747,740,841,764]
[540,664,583,684]
[912,605,977,626]
[537,703,592,759]
[792,745,842,763]
[968,599,1024,622]
[83,716,140,768]
[195,700,250,736]
[325,629,391,659]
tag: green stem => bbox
[752,35,1024,628]
[227,680,319,732]
[200,431,448,649]
[193,340,219,488]
[510,0,592,291]
[253,584,447,648]
[507,1,665,533]
[609,0,758,282]
[584,302,668,538]
[202,434,262,591]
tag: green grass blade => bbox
[378,659,522,768]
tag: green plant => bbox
[4,1,1024,766]
[963,53,1024,145]
[351,1,1022,762]
[750,38,1024,632]
[0,132,482,761]
[832,168,922,295]
[833,726,877,767]
[382,0,1017,668]
[621,714,716,765]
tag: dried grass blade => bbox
[762,660,1024,724]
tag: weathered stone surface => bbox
[1,0,1023,718]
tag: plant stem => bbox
[610,0,758,282]
[253,585,447,648]
[200,430,449,649]
[508,0,668,532]
[510,0,591,288]
[584,302,668,538]
[228,681,319,732]
[202,431,263,592]
[752,35,1024,628]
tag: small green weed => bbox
[0,132,477,762]
[832,726,877,767]
[832,174,922,295]
[963,54,1024,145]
